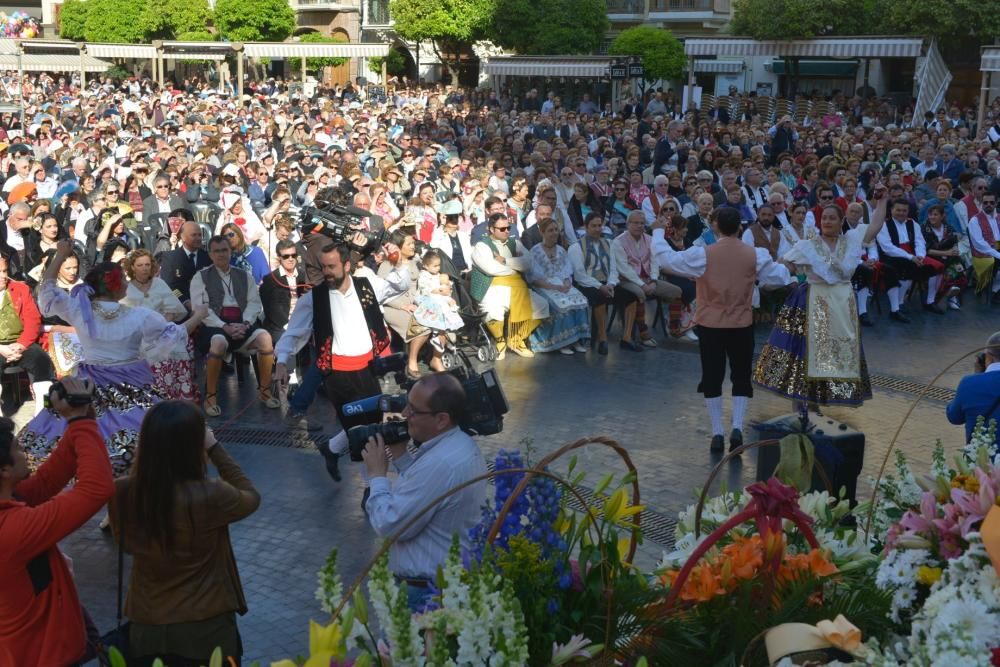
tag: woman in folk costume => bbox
[19,240,208,476]
[753,194,888,408]
[470,212,549,359]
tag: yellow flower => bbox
[302,619,345,667]
[916,566,942,586]
[602,488,645,527]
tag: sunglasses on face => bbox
[279,253,298,259]
[493,226,510,232]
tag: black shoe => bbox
[597,341,608,355]
[922,302,945,315]
[361,486,371,511]
[619,339,643,352]
[858,312,874,327]
[729,429,743,453]
[992,292,1000,305]
[710,434,725,452]
[889,311,910,323]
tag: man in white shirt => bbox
[876,199,945,322]
[191,235,278,417]
[741,169,769,221]
[0,158,30,194]
[969,193,1000,302]
[274,242,409,481]
[845,201,880,326]
[361,372,487,611]
[641,175,673,225]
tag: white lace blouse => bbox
[38,280,189,365]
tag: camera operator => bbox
[947,331,1000,451]
[0,378,113,666]
[361,372,487,611]
[274,241,409,481]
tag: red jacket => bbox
[4,280,42,349]
[0,419,114,667]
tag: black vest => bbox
[882,218,917,253]
[312,276,390,373]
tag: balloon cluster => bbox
[0,12,40,39]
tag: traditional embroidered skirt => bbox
[20,360,161,476]
[752,283,872,406]
[151,338,200,403]
[529,286,590,352]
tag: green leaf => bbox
[593,472,614,497]
[151,659,165,667]
[108,647,127,667]
[608,26,686,83]
[490,0,607,55]
[209,646,223,667]
[353,588,369,625]
[215,0,296,42]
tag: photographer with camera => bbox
[361,372,487,612]
[947,331,1000,451]
[0,378,113,667]
[274,241,409,482]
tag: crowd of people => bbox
[0,67,1000,664]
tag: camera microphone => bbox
[341,394,383,418]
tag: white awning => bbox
[243,42,390,59]
[684,37,924,59]
[85,43,158,60]
[694,59,743,74]
[159,41,232,60]
[483,57,613,78]
[0,53,111,72]
[913,40,952,122]
[983,47,1000,73]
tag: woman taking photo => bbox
[110,401,259,667]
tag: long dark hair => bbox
[127,401,207,550]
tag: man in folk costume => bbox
[741,204,791,319]
[652,207,792,453]
[190,235,279,418]
[969,193,1000,304]
[612,210,683,346]
[274,242,409,482]
[641,175,673,225]
[470,212,549,359]
[741,168,769,221]
[954,175,986,261]
[843,201,884,327]
[875,199,946,323]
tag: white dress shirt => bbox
[273,267,408,366]
[651,229,791,287]
[366,427,487,578]
[741,225,791,259]
[969,213,1000,260]
[877,218,926,260]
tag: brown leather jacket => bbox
[108,445,260,625]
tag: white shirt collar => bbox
[987,362,1000,373]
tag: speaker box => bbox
[753,413,866,505]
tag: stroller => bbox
[436,253,499,366]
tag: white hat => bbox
[222,162,241,178]
[220,191,241,210]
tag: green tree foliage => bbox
[369,48,409,78]
[730,0,867,39]
[57,0,89,40]
[873,0,1000,44]
[289,32,349,73]
[608,26,685,83]
[82,0,149,42]
[214,0,296,42]
[491,0,608,55]
[389,0,495,80]
[143,0,214,40]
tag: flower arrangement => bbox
[873,419,1000,625]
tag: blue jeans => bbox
[288,363,322,413]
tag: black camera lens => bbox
[346,421,410,461]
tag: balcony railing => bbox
[367,0,391,24]
[650,0,714,10]
[606,0,645,12]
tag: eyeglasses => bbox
[279,253,298,259]
[404,402,439,416]
[819,195,833,200]
[493,226,510,232]
[155,184,169,189]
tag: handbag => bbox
[98,501,131,665]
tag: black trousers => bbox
[880,255,937,283]
[1,343,54,382]
[324,367,381,431]
[696,325,754,398]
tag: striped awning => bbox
[243,42,390,59]
[85,43,158,60]
[912,40,952,122]
[684,37,924,59]
[693,59,743,74]
[483,57,614,78]
[983,47,1000,73]
[0,53,111,72]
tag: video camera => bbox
[345,352,509,461]
[42,380,94,410]
[299,204,387,257]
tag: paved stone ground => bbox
[29,292,997,665]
